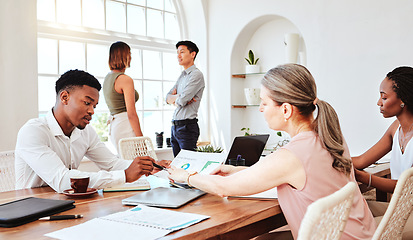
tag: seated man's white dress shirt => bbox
[15,111,132,193]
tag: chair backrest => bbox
[0,151,15,192]
[372,167,413,240]
[118,136,158,161]
[297,182,357,240]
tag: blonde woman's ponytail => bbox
[314,100,352,176]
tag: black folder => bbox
[0,197,75,227]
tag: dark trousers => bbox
[171,121,199,157]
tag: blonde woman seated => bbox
[168,64,375,240]
[352,66,413,239]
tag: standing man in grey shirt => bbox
[166,41,205,157]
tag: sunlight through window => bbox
[37,0,182,142]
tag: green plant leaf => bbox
[254,58,260,65]
[244,58,252,65]
[241,127,251,136]
[248,50,255,65]
[196,145,223,153]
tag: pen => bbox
[39,215,83,221]
[153,162,166,170]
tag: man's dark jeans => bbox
[171,121,199,157]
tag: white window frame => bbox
[37,0,184,143]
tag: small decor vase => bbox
[244,88,261,105]
[155,132,164,148]
[285,33,300,63]
[245,65,260,74]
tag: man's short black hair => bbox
[55,69,101,94]
[176,40,199,60]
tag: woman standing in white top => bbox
[103,42,143,153]
[353,66,413,238]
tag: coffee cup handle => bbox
[71,182,77,190]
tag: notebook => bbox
[226,134,270,166]
[45,205,209,240]
[122,187,206,208]
[103,178,151,192]
[0,197,75,227]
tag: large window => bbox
[37,0,182,143]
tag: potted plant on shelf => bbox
[241,127,252,136]
[244,50,260,74]
[273,131,290,150]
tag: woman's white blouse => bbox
[390,126,413,180]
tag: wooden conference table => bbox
[1,163,390,240]
[0,186,285,240]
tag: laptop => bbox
[122,187,206,208]
[226,134,270,166]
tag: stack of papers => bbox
[45,205,209,240]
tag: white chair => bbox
[372,167,413,240]
[0,151,15,192]
[118,136,158,161]
[297,182,357,240]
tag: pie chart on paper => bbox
[181,163,190,170]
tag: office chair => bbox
[372,167,413,240]
[297,182,356,240]
[118,136,158,161]
[0,151,15,192]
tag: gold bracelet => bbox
[187,172,198,188]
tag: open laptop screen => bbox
[226,134,270,166]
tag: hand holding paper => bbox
[166,150,227,184]
[168,166,190,183]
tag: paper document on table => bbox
[170,149,227,174]
[229,187,278,199]
[375,158,390,164]
[45,205,209,240]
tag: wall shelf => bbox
[232,72,266,78]
[232,104,260,108]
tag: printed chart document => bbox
[45,205,209,240]
[154,150,227,184]
[168,149,227,174]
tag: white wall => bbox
[230,16,303,147]
[207,0,413,155]
[0,1,38,151]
